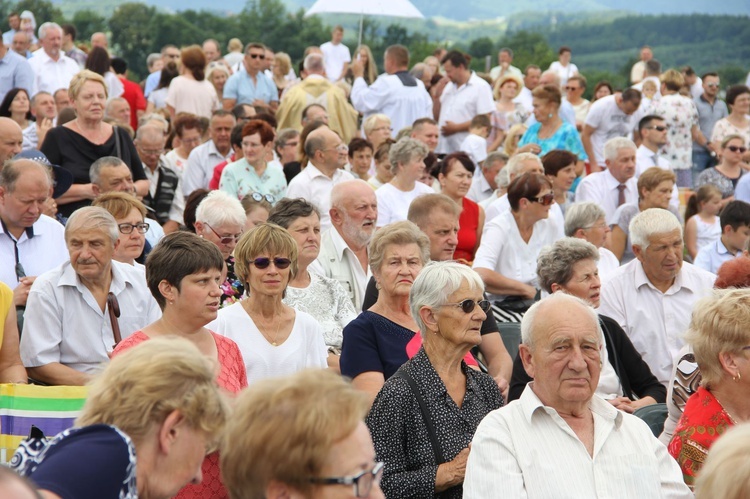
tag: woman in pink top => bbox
[113,231,247,499]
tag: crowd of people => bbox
[2,10,750,498]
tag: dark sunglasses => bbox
[205,224,242,245]
[564,86,579,91]
[529,192,555,206]
[442,299,491,314]
[727,145,747,153]
[705,83,720,88]
[249,53,265,59]
[250,257,292,269]
[647,125,669,132]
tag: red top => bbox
[668,386,733,489]
[454,197,480,263]
[406,333,478,366]
[208,154,236,190]
[118,76,147,131]
[113,330,248,499]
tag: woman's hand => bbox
[435,446,471,492]
[515,143,540,155]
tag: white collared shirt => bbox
[574,170,639,224]
[635,144,680,210]
[484,193,565,240]
[437,71,495,154]
[374,181,434,228]
[598,259,715,385]
[28,50,80,96]
[285,162,355,232]
[315,226,371,311]
[464,385,692,499]
[20,260,161,374]
[0,214,67,288]
[694,238,739,274]
[182,140,234,196]
[466,173,493,203]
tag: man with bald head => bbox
[0,118,23,163]
[90,32,108,50]
[286,126,354,231]
[0,158,67,310]
[202,38,221,63]
[11,31,31,59]
[317,179,377,310]
[465,293,692,498]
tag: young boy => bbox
[459,114,491,177]
[695,200,750,273]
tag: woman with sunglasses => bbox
[473,172,558,323]
[366,261,503,498]
[210,223,327,384]
[696,134,747,204]
[92,192,149,269]
[219,119,287,203]
[711,85,750,163]
[268,198,356,373]
[194,190,246,307]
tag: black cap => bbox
[13,149,74,199]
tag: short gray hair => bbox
[564,202,607,237]
[521,293,601,351]
[0,159,52,192]
[146,53,161,70]
[537,238,599,293]
[368,220,430,276]
[410,261,485,336]
[65,206,119,244]
[409,63,432,80]
[495,166,510,189]
[389,138,428,175]
[506,152,542,178]
[484,151,508,171]
[603,137,636,162]
[89,156,127,186]
[38,22,62,41]
[629,208,682,250]
[195,190,246,228]
[137,113,169,134]
[303,53,324,73]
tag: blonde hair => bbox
[695,423,750,499]
[368,220,430,274]
[273,52,291,77]
[221,369,368,499]
[504,123,527,156]
[77,337,229,447]
[68,69,108,101]
[363,113,391,137]
[92,191,146,220]
[660,68,685,92]
[685,288,750,388]
[234,223,299,291]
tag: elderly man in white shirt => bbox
[467,151,507,204]
[316,179,376,311]
[464,293,692,499]
[575,137,639,224]
[599,208,716,386]
[27,22,79,96]
[20,207,161,386]
[350,44,432,139]
[286,126,354,231]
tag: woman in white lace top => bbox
[269,198,357,373]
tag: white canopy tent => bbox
[304,0,425,47]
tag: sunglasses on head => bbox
[250,257,292,269]
[727,145,747,153]
[249,53,265,59]
[442,299,491,314]
[529,192,555,206]
[249,192,275,204]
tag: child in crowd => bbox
[694,200,750,273]
[684,184,723,260]
[368,141,394,190]
[460,114,491,175]
[347,137,374,182]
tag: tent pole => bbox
[358,13,363,47]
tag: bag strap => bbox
[113,125,122,159]
[107,292,122,347]
[392,367,446,464]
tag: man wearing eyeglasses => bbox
[20,206,161,386]
[135,125,184,234]
[692,72,727,176]
[143,45,180,98]
[222,42,278,114]
[0,159,67,313]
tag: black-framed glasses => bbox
[529,192,555,206]
[309,461,384,498]
[727,145,747,153]
[249,257,292,270]
[442,299,491,314]
[249,192,275,204]
[118,222,150,234]
[205,224,242,245]
[646,125,669,132]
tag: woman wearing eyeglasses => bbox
[366,261,503,499]
[219,119,287,203]
[194,191,246,307]
[473,173,558,323]
[696,134,747,204]
[209,223,328,384]
[92,192,149,269]
[268,199,356,373]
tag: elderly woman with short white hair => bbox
[363,113,393,152]
[564,202,620,280]
[195,190,247,307]
[366,261,503,498]
[375,138,433,227]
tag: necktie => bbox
[617,184,627,207]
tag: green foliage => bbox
[70,9,106,42]
[109,3,158,77]
[498,31,556,73]
[13,0,63,24]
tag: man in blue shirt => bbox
[2,12,19,45]
[692,72,728,179]
[143,45,180,97]
[222,42,278,113]
[695,200,750,273]
[0,36,33,102]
